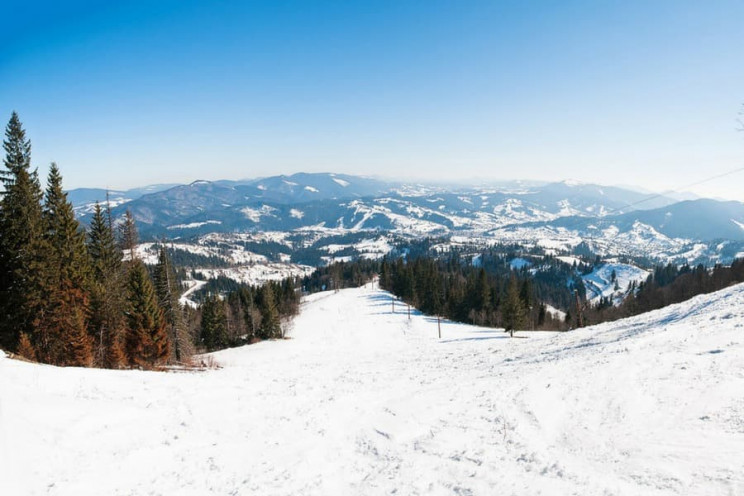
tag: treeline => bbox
[0,113,303,368]
[194,259,379,351]
[196,278,300,352]
[301,259,379,293]
[584,260,744,325]
[0,113,190,368]
[379,256,567,331]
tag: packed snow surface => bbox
[2,284,744,495]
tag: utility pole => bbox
[437,315,441,339]
[407,303,410,320]
[392,295,395,313]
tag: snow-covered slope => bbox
[2,284,744,495]
[582,262,650,304]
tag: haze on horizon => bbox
[1,1,743,200]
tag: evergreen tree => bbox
[502,275,526,337]
[88,202,127,367]
[0,112,46,352]
[119,209,138,261]
[125,260,169,368]
[154,245,193,363]
[0,111,31,188]
[200,294,228,351]
[258,283,281,339]
[37,163,94,366]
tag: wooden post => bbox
[437,315,441,339]
[407,304,410,320]
[392,296,395,313]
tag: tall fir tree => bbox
[502,274,527,337]
[125,259,169,368]
[119,209,138,261]
[154,245,193,363]
[37,163,93,366]
[0,112,46,352]
[258,283,281,340]
[200,294,228,351]
[87,201,127,367]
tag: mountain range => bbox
[68,173,744,265]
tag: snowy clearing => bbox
[1,283,744,495]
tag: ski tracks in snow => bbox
[2,284,744,495]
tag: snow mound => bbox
[2,283,744,495]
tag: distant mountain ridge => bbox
[67,173,744,250]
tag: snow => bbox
[510,257,531,270]
[582,262,649,304]
[179,279,207,308]
[332,178,350,187]
[544,303,566,321]
[289,208,304,219]
[556,255,582,266]
[731,219,744,231]
[195,263,314,286]
[304,186,319,193]
[2,283,744,495]
[241,205,276,223]
[167,220,222,230]
[133,241,268,266]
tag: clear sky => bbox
[1,0,743,199]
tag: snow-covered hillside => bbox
[582,262,650,304]
[2,284,744,495]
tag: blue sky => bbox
[1,0,743,199]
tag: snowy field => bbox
[2,284,744,495]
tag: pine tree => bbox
[87,202,127,368]
[0,111,31,188]
[37,163,94,366]
[258,283,281,340]
[125,260,169,368]
[502,274,526,337]
[200,294,228,351]
[119,209,138,261]
[0,112,46,352]
[154,245,192,363]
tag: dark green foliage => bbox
[200,294,228,351]
[585,258,744,325]
[380,251,570,331]
[189,275,304,352]
[37,164,94,366]
[126,260,169,367]
[154,246,193,363]
[0,111,31,187]
[0,112,47,351]
[302,259,379,293]
[165,247,230,268]
[87,202,127,368]
[503,275,527,334]
[119,209,138,260]
[257,283,281,340]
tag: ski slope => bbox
[2,283,744,495]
